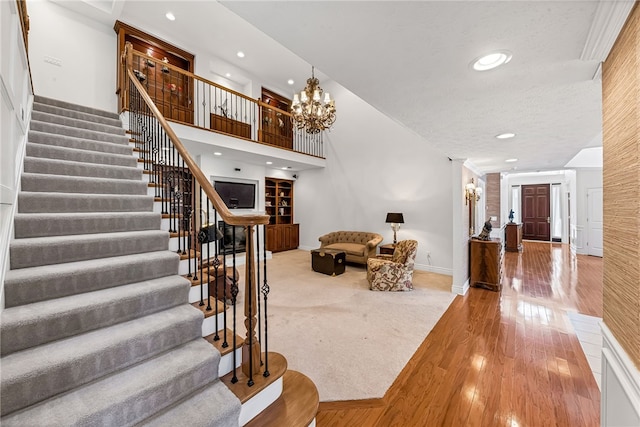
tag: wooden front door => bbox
[522,184,550,241]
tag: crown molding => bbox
[580,0,636,62]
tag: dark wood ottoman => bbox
[311,248,346,276]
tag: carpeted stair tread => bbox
[31,110,126,136]
[3,250,180,307]
[21,172,148,195]
[18,192,154,213]
[34,95,120,120]
[29,130,133,155]
[24,157,142,180]
[138,381,241,427]
[10,230,169,269]
[14,211,161,238]
[26,141,137,167]
[33,102,123,127]
[30,120,129,145]
[1,339,222,426]
[0,275,191,356]
[1,305,202,416]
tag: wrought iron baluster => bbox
[262,223,270,377]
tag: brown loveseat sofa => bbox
[318,231,383,265]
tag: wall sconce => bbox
[465,178,482,205]
[385,212,404,244]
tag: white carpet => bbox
[235,249,455,402]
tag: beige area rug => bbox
[233,249,455,402]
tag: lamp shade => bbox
[385,212,404,224]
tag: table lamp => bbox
[385,212,404,244]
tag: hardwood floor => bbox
[316,241,603,426]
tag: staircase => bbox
[0,96,318,426]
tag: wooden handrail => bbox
[126,67,268,227]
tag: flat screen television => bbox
[214,180,256,209]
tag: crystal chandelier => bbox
[291,66,336,134]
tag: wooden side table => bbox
[504,223,523,252]
[379,244,395,256]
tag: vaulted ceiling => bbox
[52,0,634,173]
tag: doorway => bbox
[522,184,550,241]
[587,188,603,257]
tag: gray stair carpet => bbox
[0,96,241,426]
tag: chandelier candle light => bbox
[291,66,336,134]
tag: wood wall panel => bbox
[602,3,640,370]
[485,173,500,228]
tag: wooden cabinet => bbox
[505,223,523,252]
[115,21,195,122]
[470,238,503,292]
[259,87,293,149]
[265,178,299,252]
[266,223,299,253]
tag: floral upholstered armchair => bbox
[367,240,418,291]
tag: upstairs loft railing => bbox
[118,44,324,159]
[123,43,272,386]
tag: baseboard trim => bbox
[601,322,640,426]
[414,263,452,276]
[452,278,470,296]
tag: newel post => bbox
[242,225,261,378]
[121,41,133,112]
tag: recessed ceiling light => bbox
[496,132,516,139]
[287,79,294,85]
[472,50,512,71]
[214,152,222,156]
[165,12,175,21]
[225,73,231,78]
[281,167,288,170]
[236,51,245,58]
[266,161,273,165]
[505,158,518,163]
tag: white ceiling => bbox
[55,0,634,174]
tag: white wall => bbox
[28,0,116,112]
[1,0,33,309]
[295,80,454,274]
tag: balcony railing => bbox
[119,46,324,159]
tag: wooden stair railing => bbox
[123,41,269,382]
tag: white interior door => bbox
[587,188,603,257]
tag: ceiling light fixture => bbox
[287,79,294,85]
[165,12,175,21]
[236,51,245,58]
[496,132,516,139]
[213,152,222,156]
[505,158,518,163]
[266,161,273,165]
[291,66,336,134]
[225,73,231,78]
[472,50,512,71]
